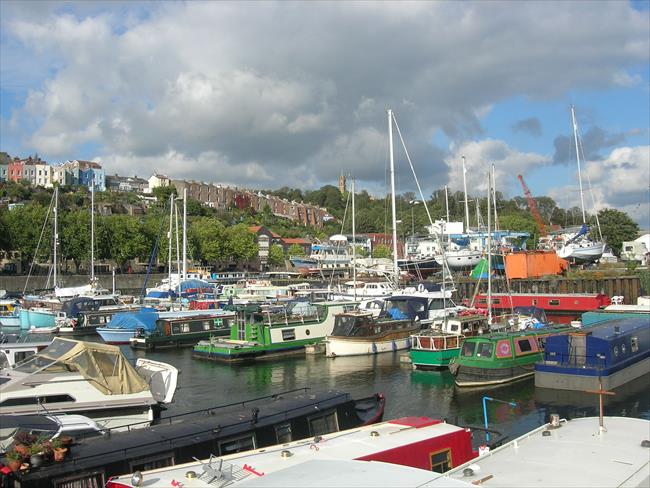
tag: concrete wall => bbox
[0,273,168,295]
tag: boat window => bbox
[631,337,639,353]
[0,394,76,407]
[53,470,105,488]
[181,323,190,333]
[492,298,501,305]
[309,410,339,436]
[203,320,212,330]
[476,342,494,358]
[129,453,174,473]
[621,343,626,355]
[613,345,619,358]
[219,434,256,455]
[516,338,533,354]
[14,351,36,363]
[450,324,459,333]
[282,329,296,341]
[0,353,9,370]
[430,448,452,473]
[461,341,476,357]
[548,299,560,306]
[275,422,293,444]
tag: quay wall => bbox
[454,276,642,304]
[0,273,168,295]
[0,273,643,304]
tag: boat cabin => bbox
[330,312,416,339]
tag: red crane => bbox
[517,174,547,237]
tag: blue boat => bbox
[535,317,650,391]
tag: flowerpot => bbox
[53,448,68,462]
[29,453,44,468]
[58,436,73,447]
[7,459,21,472]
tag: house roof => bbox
[281,238,310,245]
[248,226,281,238]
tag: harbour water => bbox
[128,343,650,442]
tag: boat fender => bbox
[417,284,425,292]
[406,337,411,349]
[391,340,397,351]
[371,343,377,354]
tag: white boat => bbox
[556,107,605,263]
[333,280,395,301]
[0,338,178,430]
[434,245,482,270]
[105,415,650,488]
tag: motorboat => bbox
[0,338,178,430]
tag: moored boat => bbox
[193,301,355,362]
[2,389,385,487]
[535,317,650,391]
[325,310,421,357]
[449,323,575,387]
[409,314,489,369]
[129,310,236,350]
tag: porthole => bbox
[613,346,619,357]
[305,329,310,336]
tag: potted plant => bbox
[49,438,67,462]
[28,442,47,468]
[4,450,23,472]
[13,432,37,459]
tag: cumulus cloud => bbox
[445,139,552,196]
[512,117,542,137]
[1,1,648,196]
[548,145,650,226]
[553,126,628,164]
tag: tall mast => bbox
[444,185,451,243]
[53,186,58,288]
[487,172,492,326]
[168,193,174,290]
[475,198,480,231]
[571,105,587,224]
[388,109,399,285]
[90,178,95,282]
[182,187,187,281]
[462,156,470,233]
[351,176,356,300]
[492,164,499,232]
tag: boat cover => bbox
[28,338,149,395]
[105,308,159,332]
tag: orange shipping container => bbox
[505,251,569,280]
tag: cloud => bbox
[552,126,628,164]
[445,139,552,197]
[512,117,542,137]
[548,145,650,226]
[1,1,648,194]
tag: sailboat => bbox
[556,106,606,263]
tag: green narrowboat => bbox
[449,324,574,387]
[130,311,236,350]
[193,301,356,362]
[409,315,489,369]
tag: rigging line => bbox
[391,113,434,228]
[23,190,55,295]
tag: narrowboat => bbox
[325,308,422,357]
[471,292,611,324]
[104,415,481,488]
[449,323,575,387]
[129,310,236,350]
[409,314,489,369]
[193,301,356,362]
[535,317,650,391]
[2,389,385,488]
[580,296,650,327]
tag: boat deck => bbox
[445,416,650,487]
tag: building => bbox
[279,237,311,255]
[106,175,149,193]
[7,159,24,182]
[147,174,171,193]
[54,160,106,191]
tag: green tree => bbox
[224,224,258,262]
[287,244,306,257]
[498,214,539,248]
[267,244,286,267]
[60,209,90,274]
[372,244,392,259]
[152,185,177,204]
[189,217,227,264]
[3,204,50,268]
[104,215,150,271]
[597,208,640,256]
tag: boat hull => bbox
[557,242,605,263]
[451,362,537,387]
[96,327,137,345]
[410,347,460,369]
[435,251,482,270]
[193,338,320,362]
[325,333,414,357]
[130,329,230,350]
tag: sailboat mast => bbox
[571,105,587,224]
[487,172,492,325]
[444,185,450,224]
[53,186,58,288]
[492,164,499,231]
[388,109,399,285]
[168,193,174,289]
[351,176,356,300]
[462,156,470,233]
[182,187,187,281]
[90,179,95,282]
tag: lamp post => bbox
[409,200,421,236]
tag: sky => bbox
[1,1,649,226]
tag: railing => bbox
[412,334,461,351]
[543,351,608,369]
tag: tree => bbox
[287,244,306,257]
[224,224,258,262]
[3,204,50,268]
[372,244,392,259]
[104,215,151,271]
[60,210,90,274]
[597,208,639,256]
[267,244,286,267]
[498,214,539,248]
[189,217,227,264]
[152,186,177,204]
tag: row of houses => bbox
[0,153,331,227]
[150,174,331,228]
